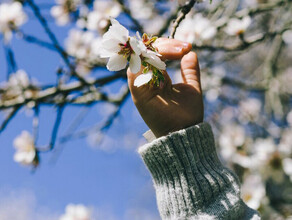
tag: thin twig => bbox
[17,31,56,51]
[59,87,130,143]
[26,0,89,85]
[170,0,197,38]
[0,107,20,133]
[33,105,40,145]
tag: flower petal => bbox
[134,71,153,87]
[144,53,166,70]
[99,38,121,58]
[107,54,127,71]
[130,53,141,74]
[129,37,141,55]
[103,18,129,44]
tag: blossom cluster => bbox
[0,2,27,42]
[176,12,252,45]
[99,19,166,87]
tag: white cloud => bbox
[0,187,160,220]
[0,188,59,220]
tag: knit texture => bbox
[138,123,261,220]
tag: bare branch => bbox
[0,107,20,133]
[170,0,197,38]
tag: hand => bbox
[127,38,204,138]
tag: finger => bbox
[127,66,172,98]
[181,51,202,92]
[154,38,192,60]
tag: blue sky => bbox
[0,2,160,219]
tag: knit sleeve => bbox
[138,122,261,220]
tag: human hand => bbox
[127,38,204,138]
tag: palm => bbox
[128,38,204,138]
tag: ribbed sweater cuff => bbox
[138,123,250,220]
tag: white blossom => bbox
[59,204,91,220]
[51,0,81,26]
[65,29,95,60]
[241,174,265,209]
[13,131,36,166]
[219,124,246,160]
[239,98,261,121]
[225,16,252,36]
[278,129,292,155]
[287,110,292,127]
[134,71,153,87]
[283,30,292,45]
[283,158,292,182]
[252,138,276,162]
[0,2,27,41]
[99,19,142,73]
[175,13,217,45]
[8,69,30,88]
[2,70,30,101]
[87,1,121,33]
[129,0,154,20]
[137,33,166,70]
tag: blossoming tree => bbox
[0,0,291,218]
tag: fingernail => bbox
[183,42,191,49]
[175,46,183,52]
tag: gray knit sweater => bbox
[138,123,261,220]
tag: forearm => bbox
[138,123,260,220]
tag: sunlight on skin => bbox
[127,38,203,138]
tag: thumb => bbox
[180,51,202,93]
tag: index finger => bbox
[154,38,192,60]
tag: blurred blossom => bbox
[86,0,121,33]
[65,29,108,75]
[225,16,252,36]
[51,0,81,26]
[201,73,222,91]
[7,69,29,88]
[279,128,292,155]
[239,98,261,122]
[129,0,154,20]
[0,2,27,42]
[13,131,37,166]
[175,13,217,45]
[219,124,245,160]
[144,16,165,35]
[201,72,222,102]
[267,122,281,138]
[220,107,236,123]
[287,110,292,127]
[241,174,265,209]
[59,204,91,220]
[283,158,292,182]
[1,70,30,101]
[65,29,95,60]
[243,0,258,6]
[252,138,276,162]
[283,30,292,44]
[206,89,219,102]
[279,67,292,94]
